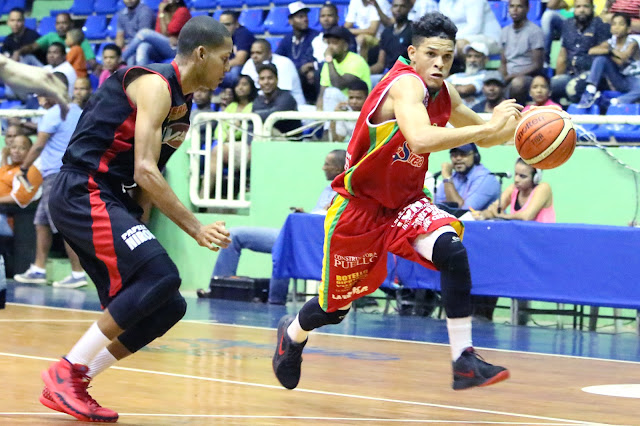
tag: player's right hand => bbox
[488,99,523,130]
[196,221,231,252]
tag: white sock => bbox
[87,347,118,379]
[446,317,472,361]
[71,270,85,279]
[286,314,309,343]
[586,84,596,94]
[65,322,112,366]
[31,264,46,273]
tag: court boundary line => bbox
[0,351,615,425]
[7,303,638,366]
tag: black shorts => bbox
[49,169,168,307]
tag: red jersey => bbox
[332,57,451,210]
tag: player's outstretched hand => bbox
[196,221,231,252]
[488,99,523,131]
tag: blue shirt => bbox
[276,29,319,69]
[38,103,83,178]
[561,16,610,75]
[117,3,155,44]
[232,25,255,61]
[312,184,337,213]
[434,164,500,210]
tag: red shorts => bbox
[319,195,463,312]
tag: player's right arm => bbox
[391,76,519,154]
[128,73,231,251]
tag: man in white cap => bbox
[446,42,490,107]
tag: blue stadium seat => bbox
[191,0,217,10]
[95,41,110,63]
[70,0,96,15]
[273,0,291,5]
[308,7,321,31]
[337,5,346,26]
[0,100,23,109]
[24,17,37,30]
[190,11,210,18]
[107,14,118,38]
[333,0,350,5]
[83,15,108,40]
[238,9,265,33]
[141,0,162,11]
[489,1,509,27]
[94,0,118,15]
[265,36,283,52]
[264,7,291,35]
[88,73,99,90]
[567,103,600,135]
[245,0,271,7]
[606,104,640,143]
[38,16,56,35]
[528,0,543,20]
[2,0,27,15]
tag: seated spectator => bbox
[2,8,43,66]
[329,78,368,141]
[499,0,544,106]
[43,42,77,98]
[206,150,346,305]
[98,44,126,87]
[241,39,306,107]
[276,2,320,103]
[219,11,255,89]
[317,26,371,113]
[253,64,302,136]
[311,3,357,64]
[345,0,391,64]
[447,42,491,107]
[65,29,87,78]
[601,0,640,33]
[471,73,507,113]
[1,124,24,166]
[16,13,96,71]
[13,72,87,288]
[522,74,562,112]
[115,0,156,54]
[438,0,502,59]
[0,134,43,237]
[370,0,412,86]
[551,0,611,104]
[434,143,500,211]
[122,0,191,65]
[73,77,93,109]
[577,13,640,108]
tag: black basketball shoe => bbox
[272,315,307,389]
[452,347,510,390]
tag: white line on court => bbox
[6,302,640,365]
[0,351,613,425]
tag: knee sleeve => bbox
[298,296,350,331]
[118,292,187,353]
[108,254,182,329]
[432,233,472,318]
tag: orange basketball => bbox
[514,108,576,170]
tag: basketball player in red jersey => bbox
[273,12,522,391]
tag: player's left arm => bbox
[498,182,552,221]
[447,82,521,148]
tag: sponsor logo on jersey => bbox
[333,252,378,268]
[162,123,190,149]
[168,103,188,121]
[121,224,156,250]
[392,141,424,168]
[331,284,369,300]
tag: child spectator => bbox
[65,29,88,78]
[522,74,561,112]
[98,44,126,87]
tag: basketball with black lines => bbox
[514,108,576,170]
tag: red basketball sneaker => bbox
[39,386,64,413]
[41,358,119,422]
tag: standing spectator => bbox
[447,42,491,107]
[16,13,96,71]
[344,0,391,63]
[65,29,87,78]
[438,0,502,57]
[499,0,544,106]
[43,43,77,98]
[98,44,126,87]
[317,26,371,113]
[329,78,368,141]
[13,73,87,288]
[115,0,155,53]
[241,39,306,107]
[253,64,302,136]
[370,0,412,84]
[522,74,561,112]
[2,8,43,66]
[471,73,507,113]
[276,2,319,103]
[122,0,191,65]
[219,11,255,88]
[551,0,611,103]
[311,3,357,63]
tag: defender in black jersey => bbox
[39,16,233,422]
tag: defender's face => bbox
[408,37,455,93]
[202,37,233,90]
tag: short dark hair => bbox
[14,134,32,148]
[412,12,457,46]
[57,12,71,22]
[67,28,85,44]
[234,74,258,103]
[9,7,25,17]
[220,10,239,21]
[257,63,278,78]
[103,43,122,57]
[510,0,529,6]
[320,3,338,15]
[49,42,66,54]
[531,72,550,87]
[253,38,272,53]
[329,149,347,170]
[177,15,230,56]
[53,71,69,89]
[347,78,369,94]
[612,12,631,27]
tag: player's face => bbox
[514,162,534,190]
[529,76,550,105]
[347,89,367,111]
[73,79,92,105]
[319,7,337,30]
[508,0,528,24]
[201,37,233,90]
[408,37,455,93]
[611,16,629,38]
[102,49,121,72]
[258,69,278,95]
[10,136,30,164]
[449,150,475,174]
[322,153,343,180]
[8,11,24,34]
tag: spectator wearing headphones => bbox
[434,143,500,211]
